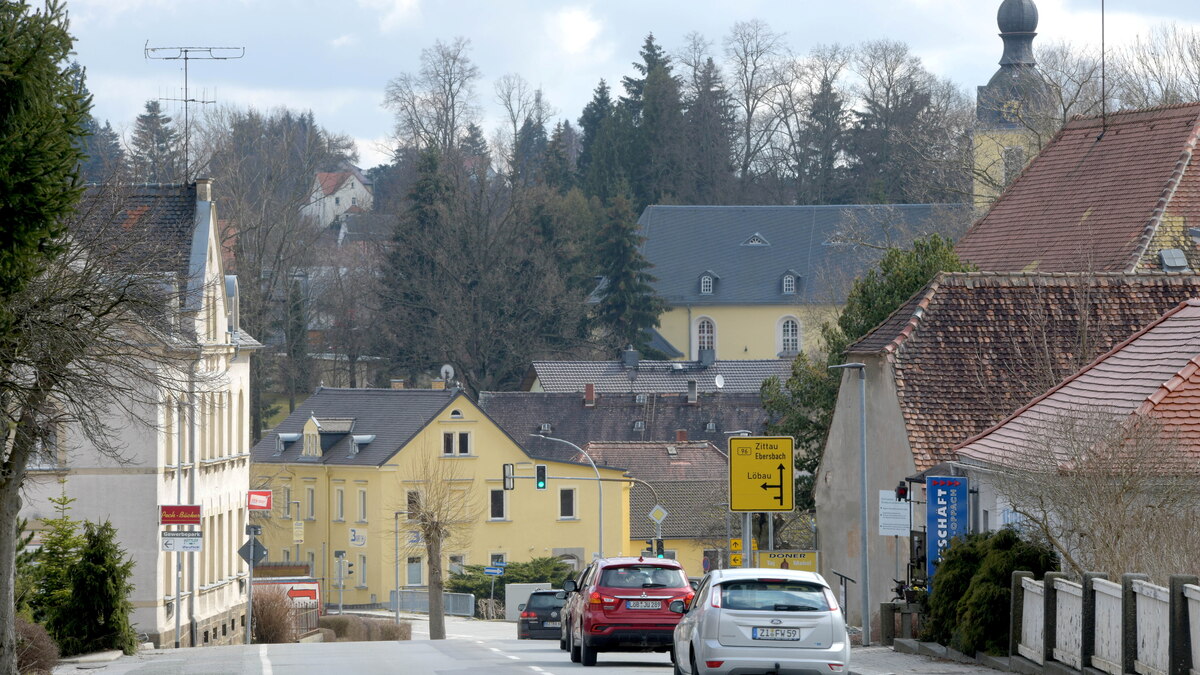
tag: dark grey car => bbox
[518,590,565,639]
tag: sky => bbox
[67,0,1200,171]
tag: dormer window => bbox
[635,393,647,404]
[633,420,645,430]
[782,275,796,294]
[539,422,552,433]
[742,233,770,246]
[706,421,717,432]
[700,275,713,295]
[450,409,464,419]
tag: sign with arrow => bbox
[728,436,794,512]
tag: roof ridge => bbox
[953,299,1197,453]
[1140,355,1200,413]
[1067,101,1200,124]
[882,276,942,355]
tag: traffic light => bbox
[503,463,515,491]
[645,539,654,555]
[345,561,354,577]
[535,464,547,490]
[655,539,665,558]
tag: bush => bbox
[445,556,571,613]
[318,628,336,643]
[318,614,369,641]
[921,528,1058,656]
[315,615,411,641]
[16,617,59,674]
[376,621,411,641]
[50,520,138,657]
[252,587,297,644]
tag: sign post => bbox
[728,436,794,568]
[241,524,263,644]
[161,505,201,650]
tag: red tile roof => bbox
[956,103,1200,273]
[847,272,1200,470]
[956,299,1200,471]
[315,172,351,196]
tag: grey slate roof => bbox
[251,388,458,466]
[525,359,791,394]
[638,204,970,305]
[477,391,768,462]
[75,183,199,278]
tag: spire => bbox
[976,0,1048,128]
[997,0,1038,66]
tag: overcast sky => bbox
[68,0,1200,170]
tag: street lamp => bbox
[830,362,871,647]
[531,434,603,558]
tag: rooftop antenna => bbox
[1099,0,1108,138]
[145,43,245,181]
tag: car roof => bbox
[596,556,684,568]
[707,568,827,586]
[528,589,562,595]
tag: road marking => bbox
[258,644,272,675]
[506,654,519,659]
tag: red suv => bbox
[560,556,694,667]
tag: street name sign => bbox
[292,519,304,544]
[728,436,794,512]
[162,530,203,552]
[483,566,504,576]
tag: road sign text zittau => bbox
[728,436,794,512]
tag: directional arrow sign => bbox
[728,436,794,512]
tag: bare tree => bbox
[309,240,381,388]
[989,408,1200,583]
[385,37,482,154]
[1113,24,1200,109]
[398,452,481,640]
[724,20,790,198]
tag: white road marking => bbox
[258,644,272,675]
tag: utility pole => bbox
[144,43,244,181]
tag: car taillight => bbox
[705,661,725,668]
[823,587,839,612]
[827,664,845,672]
[681,592,695,606]
[520,610,536,618]
[589,591,616,606]
[710,588,722,608]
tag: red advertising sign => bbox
[247,490,273,510]
[160,505,201,525]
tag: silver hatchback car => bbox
[668,568,849,675]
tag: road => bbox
[54,613,1000,674]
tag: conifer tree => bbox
[27,491,82,628]
[592,192,666,354]
[50,520,137,657]
[129,100,181,183]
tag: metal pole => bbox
[245,547,254,644]
[534,436,603,557]
[856,366,871,647]
[742,513,752,568]
[337,556,345,614]
[768,514,775,551]
[394,513,401,624]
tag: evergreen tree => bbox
[577,80,613,182]
[27,490,83,626]
[543,121,578,193]
[79,119,127,183]
[458,122,490,162]
[50,520,138,657]
[801,75,850,204]
[592,192,666,354]
[129,100,181,183]
[512,117,548,186]
[581,108,632,203]
[636,65,687,208]
[682,58,735,204]
[621,34,671,119]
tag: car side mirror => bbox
[668,599,687,614]
[555,591,567,600]
[517,603,525,611]
[563,579,577,593]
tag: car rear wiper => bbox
[774,604,820,611]
[641,583,668,588]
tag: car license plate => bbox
[543,621,560,628]
[626,600,662,610]
[753,627,800,641]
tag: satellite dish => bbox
[440,364,455,381]
[714,374,725,389]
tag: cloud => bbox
[358,0,420,33]
[546,7,603,56]
[330,34,358,49]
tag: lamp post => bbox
[289,500,302,564]
[532,435,603,557]
[830,362,870,647]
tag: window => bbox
[633,420,645,430]
[700,275,714,295]
[490,553,506,565]
[442,431,471,455]
[306,486,315,519]
[449,409,464,419]
[357,554,368,588]
[489,489,506,520]
[334,488,344,521]
[559,488,576,519]
[782,275,796,294]
[357,489,367,522]
[351,196,358,206]
[697,318,715,350]
[407,491,420,520]
[448,554,465,572]
[334,196,341,206]
[780,318,800,355]
[283,486,293,517]
[407,556,422,585]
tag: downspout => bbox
[687,305,693,360]
[188,353,198,647]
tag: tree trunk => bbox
[0,408,38,675]
[426,532,445,639]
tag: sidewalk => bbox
[851,643,1004,675]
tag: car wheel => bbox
[690,649,702,675]
[558,633,567,651]
[580,636,597,667]
[672,648,685,675]
[569,626,581,663]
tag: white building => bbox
[300,170,373,229]
[22,179,261,648]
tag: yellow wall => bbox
[972,128,1037,210]
[657,303,839,361]
[251,394,631,606]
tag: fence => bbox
[294,605,319,635]
[389,589,476,617]
[1010,571,1200,675]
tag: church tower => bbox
[973,0,1050,208]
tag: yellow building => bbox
[250,386,630,607]
[637,204,966,361]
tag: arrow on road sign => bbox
[759,463,786,504]
[287,588,317,601]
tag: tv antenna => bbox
[145,43,244,181]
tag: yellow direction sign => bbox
[728,436,794,512]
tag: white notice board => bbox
[878,490,911,537]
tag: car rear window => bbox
[719,580,829,611]
[599,565,688,589]
[526,593,564,609]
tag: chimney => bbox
[687,380,698,404]
[431,379,446,390]
[584,383,596,407]
[675,429,688,442]
[390,379,406,390]
[195,177,212,202]
[621,345,639,369]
